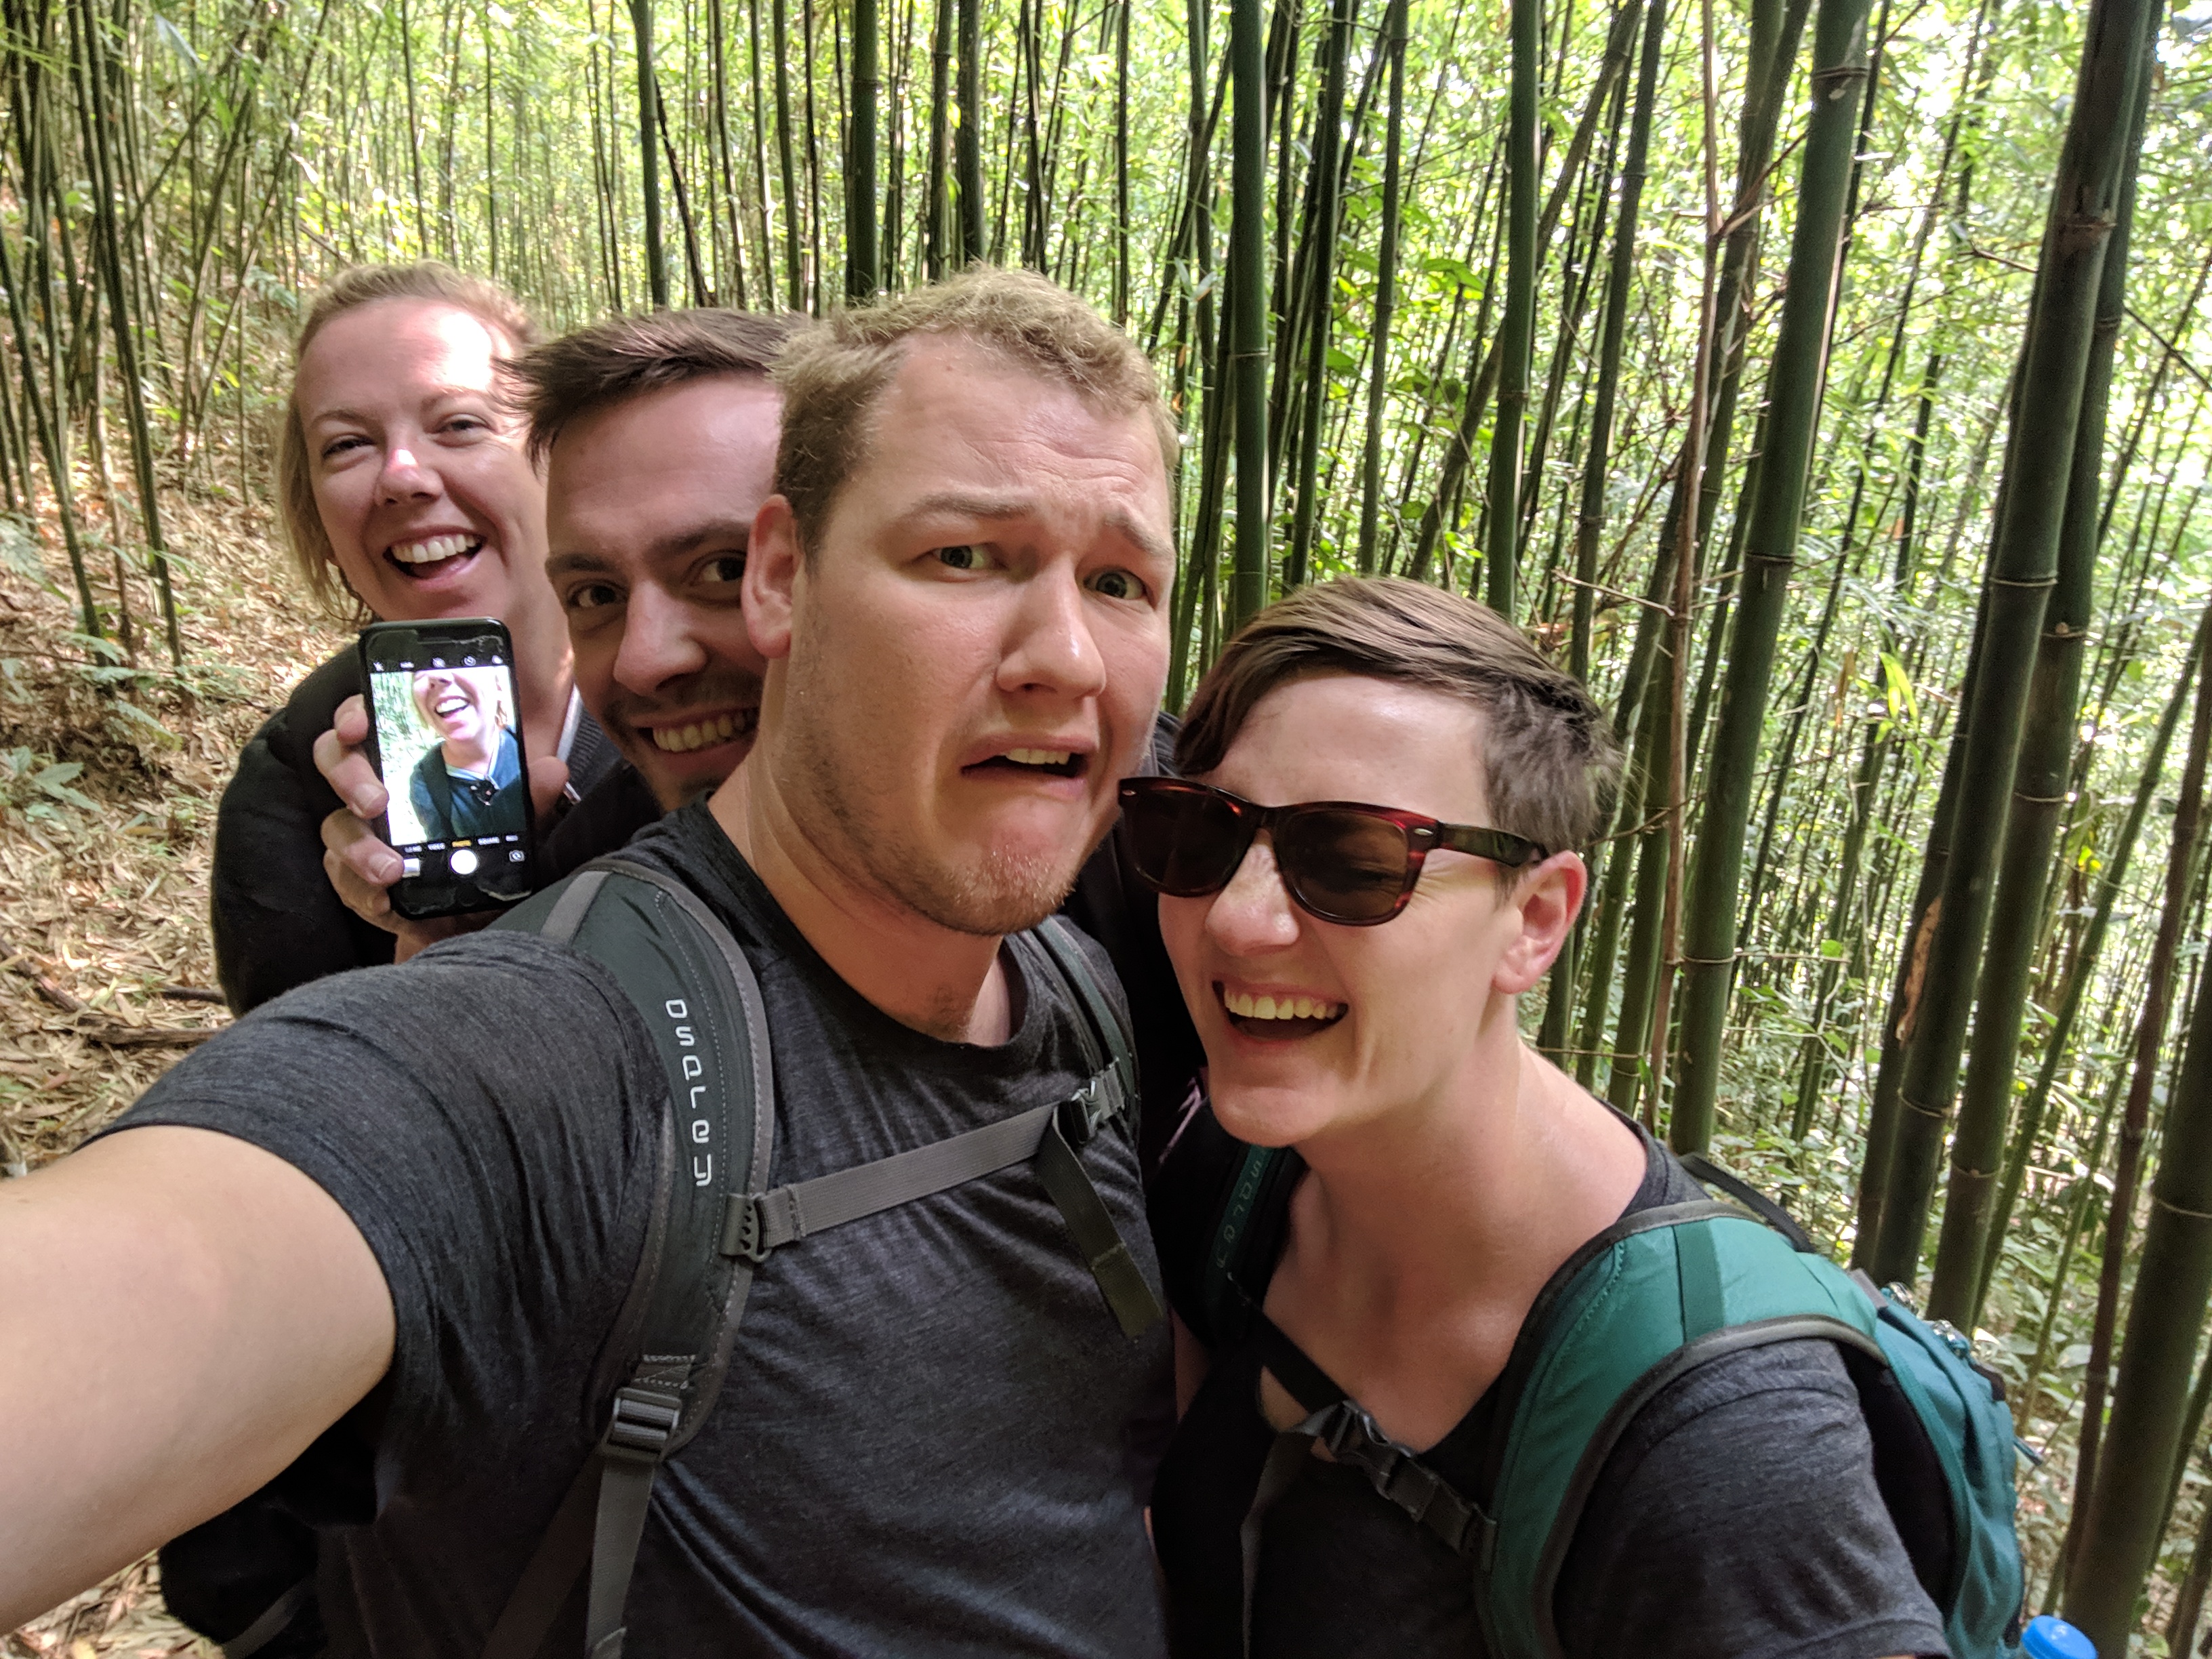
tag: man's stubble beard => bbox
[775,653,1093,940]
[600,668,764,811]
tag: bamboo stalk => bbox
[1867,0,2158,1279]
[2066,705,2212,1644]
[1929,16,2156,1325]
[1353,0,1406,578]
[2061,605,2212,1598]
[1479,0,1541,615]
[1227,0,1269,628]
[1668,0,1872,1153]
[847,0,879,298]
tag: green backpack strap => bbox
[480,859,778,1659]
[1197,1143,1304,1348]
[1477,1202,1883,1659]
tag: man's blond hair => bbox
[276,263,539,621]
[772,267,1174,548]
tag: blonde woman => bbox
[211,263,618,1012]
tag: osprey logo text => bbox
[666,998,714,1187]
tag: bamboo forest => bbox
[0,0,2209,1647]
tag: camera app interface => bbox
[365,639,529,887]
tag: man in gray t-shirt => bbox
[0,269,1185,1652]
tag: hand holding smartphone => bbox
[356,619,538,919]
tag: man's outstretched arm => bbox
[0,1125,394,1628]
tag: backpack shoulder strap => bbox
[1019,916,1164,1339]
[1031,914,1136,1110]
[1477,1203,1882,1659]
[481,857,777,1659]
[1195,1142,1304,1348]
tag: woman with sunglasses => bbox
[1135,578,1942,1658]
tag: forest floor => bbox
[1,477,341,1658]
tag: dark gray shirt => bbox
[1149,1109,1951,1659]
[115,804,1174,1656]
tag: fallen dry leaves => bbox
[2,479,346,1656]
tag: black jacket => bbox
[210,649,621,1014]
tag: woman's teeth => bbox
[1004,747,1074,766]
[390,534,480,565]
[1223,989,1344,1022]
[650,711,743,753]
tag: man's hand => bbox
[315,694,569,962]
[0,1128,394,1627]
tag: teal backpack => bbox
[1194,1141,2028,1659]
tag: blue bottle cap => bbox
[2021,1614,2097,1659]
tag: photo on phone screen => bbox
[359,621,535,915]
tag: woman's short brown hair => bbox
[1176,577,1622,859]
[772,266,1175,550]
[275,263,539,619]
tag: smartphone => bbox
[356,619,538,920]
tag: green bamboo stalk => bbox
[924,0,951,277]
[1227,0,1269,627]
[1353,0,1406,578]
[1792,356,1942,1137]
[1610,670,1675,1120]
[748,0,777,297]
[1865,0,2157,1279]
[1482,0,1540,617]
[398,0,430,248]
[654,80,712,305]
[1283,0,1349,592]
[1668,0,1873,1155]
[2064,611,2212,1547]
[847,0,879,299]
[1404,5,1635,586]
[2066,800,2212,1648]
[2169,1477,2212,1658]
[954,0,983,264]
[1927,21,2156,1326]
[0,194,100,640]
[1970,588,2212,1324]
[628,0,667,306]
[73,0,178,661]
[1111,0,1130,325]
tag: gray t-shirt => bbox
[1149,1108,1952,1658]
[110,804,1174,1656]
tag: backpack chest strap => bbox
[1233,1305,1496,1655]
[719,1069,1162,1339]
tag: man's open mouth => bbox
[1219,984,1346,1039]
[966,747,1086,779]
[388,533,483,577]
[434,694,470,720]
[648,708,758,754]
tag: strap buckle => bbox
[1057,1069,1124,1149]
[718,1192,775,1265]
[1319,1402,1484,1558]
[605,1385,682,1458]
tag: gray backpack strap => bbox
[1033,915,1136,1107]
[482,858,776,1659]
[1023,917,1164,1338]
[720,915,1161,1340]
[483,886,1159,1659]
[728,1102,1059,1258]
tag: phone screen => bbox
[361,625,534,911]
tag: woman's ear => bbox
[745,496,802,663]
[1493,851,1587,996]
